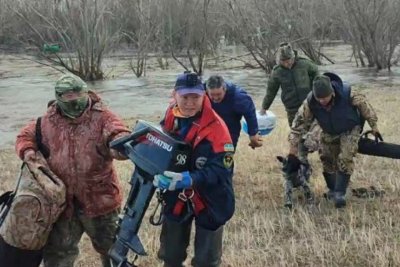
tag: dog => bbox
[277,155,314,209]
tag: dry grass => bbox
[1,87,400,267]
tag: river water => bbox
[1,44,399,148]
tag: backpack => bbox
[0,116,49,228]
[0,159,66,250]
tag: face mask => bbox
[54,74,89,118]
[56,95,88,118]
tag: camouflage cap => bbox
[313,75,334,98]
[278,42,295,61]
[55,74,88,93]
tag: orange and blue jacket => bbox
[161,97,235,230]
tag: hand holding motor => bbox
[110,148,128,160]
[153,174,172,190]
[153,171,192,191]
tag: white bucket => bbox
[242,110,277,136]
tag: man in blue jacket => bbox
[205,75,263,150]
[153,72,235,267]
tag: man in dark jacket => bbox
[153,72,235,267]
[206,75,263,150]
[261,42,319,195]
[288,73,380,208]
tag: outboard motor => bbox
[108,120,191,267]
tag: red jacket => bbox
[16,92,130,218]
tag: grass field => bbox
[1,86,400,267]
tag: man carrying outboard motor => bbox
[153,71,235,267]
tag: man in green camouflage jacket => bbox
[261,42,319,166]
[288,73,380,208]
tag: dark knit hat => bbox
[313,75,334,98]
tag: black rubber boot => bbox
[302,183,315,205]
[323,172,336,200]
[334,172,350,208]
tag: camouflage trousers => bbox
[319,126,361,175]
[43,208,119,267]
[158,218,223,267]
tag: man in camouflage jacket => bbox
[16,74,130,267]
[288,72,380,208]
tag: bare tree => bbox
[335,0,400,70]
[3,0,398,77]
[159,0,222,75]
[224,0,334,73]
[0,0,24,47]
[224,0,277,73]
[264,0,327,64]
[11,0,123,80]
[119,0,160,77]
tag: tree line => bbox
[1,0,399,80]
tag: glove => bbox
[110,148,128,160]
[363,129,383,143]
[153,171,192,191]
[153,174,172,190]
[371,128,383,142]
[259,109,267,115]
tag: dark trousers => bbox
[0,235,42,267]
[158,218,223,267]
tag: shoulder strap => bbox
[35,117,50,158]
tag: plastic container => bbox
[242,110,277,136]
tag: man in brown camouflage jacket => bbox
[15,74,130,267]
[288,73,380,208]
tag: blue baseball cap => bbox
[174,72,205,96]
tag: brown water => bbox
[1,44,399,148]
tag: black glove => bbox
[362,130,383,143]
[372,130,383,142]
